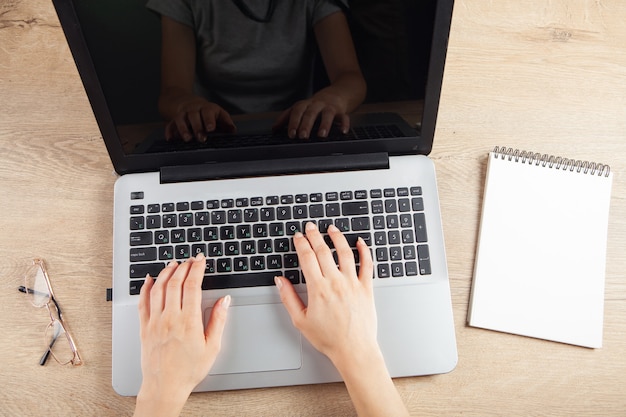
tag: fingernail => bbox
[195,252,205,261]
[328,224,338,232]
[294,231,304,239]
[319,129,327,137]
[289,129,296,138]
[222,295,231,310]
[305,222,317,231]
[274,276,283,290]
[167,260,178,267]
[299,130,308,139]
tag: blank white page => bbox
[468,149,613,348]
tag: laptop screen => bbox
[53,0,453,175]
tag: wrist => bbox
[134,383,191,417]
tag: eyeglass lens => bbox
[24,263,51,307]
[44,320,75,365]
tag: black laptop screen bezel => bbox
[52,0,454,175]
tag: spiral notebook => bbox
[468,147,613,348]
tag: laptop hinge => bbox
[159,152,390,184]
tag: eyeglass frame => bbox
[19,258,83,366]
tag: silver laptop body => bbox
[52,0,458,396]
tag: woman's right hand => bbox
[164,96,236,142]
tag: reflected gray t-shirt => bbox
[146,0,343,114]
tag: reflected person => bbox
[146,0,367,142]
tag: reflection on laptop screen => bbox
[69,1,437,156]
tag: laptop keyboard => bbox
[147,124,407,153]
[127,186,431,295]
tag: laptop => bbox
[53,0,458,396]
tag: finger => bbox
[303,221,338,277]
[327,224,356,275]
[163,258,194,312]
[337,113,350,135]
[149,261,178,316]
[200,107,217,136]
[292,230,324,286]
[187,111,206,141]
[138,273,154,328]
[215,108,237,133]
[297,104,325,139]
[173,114,193,142]
[287,103,307,139]
[204,295,231,349]
[164,121,177,141]
[182,253,207,315]
[274,276,306,328]
[356,237,374,289]
[317,107,336,138]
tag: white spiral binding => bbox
[492,146,611,177]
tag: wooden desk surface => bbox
[1,1,625,416]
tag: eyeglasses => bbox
[19,259,83,366]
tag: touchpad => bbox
[204,303,302,375]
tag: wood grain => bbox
[1,0,625,415]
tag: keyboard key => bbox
[130,262,165,279]
[130,247,157,262]
[410,186,422,196]
[130,231,152,246]
[216,258,232,273]
[377,264,390,278]
[159,246,174,260]
[176,202,189,211]
[191,244,206,257]
[340,191,353,200]
[130,216,144,230]
[293,205,308,219]
[147,204,160,213]
[234,257,249,272]
[163,214,177,228]
[130,280,145,295]
[201,271,276,290]
[170,229,185,243]
[175,245,190,259]
[154,230,169,244]
[397,187,409,197]
[284,270,300,284]
[191,201,204,210]
[325,192,339,201]
[130,205,144,215]
[309,204,324,218]
[211,211,226,224]
[341,201,369,216]
[146,215,161,229]
[206,200,219,209]
[350,216,370,231]
[417,245,432,275]
[277,206,291,220]
[412,197,424,211]
[325,203,340,217]
[228,209,242,223]
[391,263,404,277]
[414,213,428,242]
[162,203,175,212]
[195,211,210,225]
